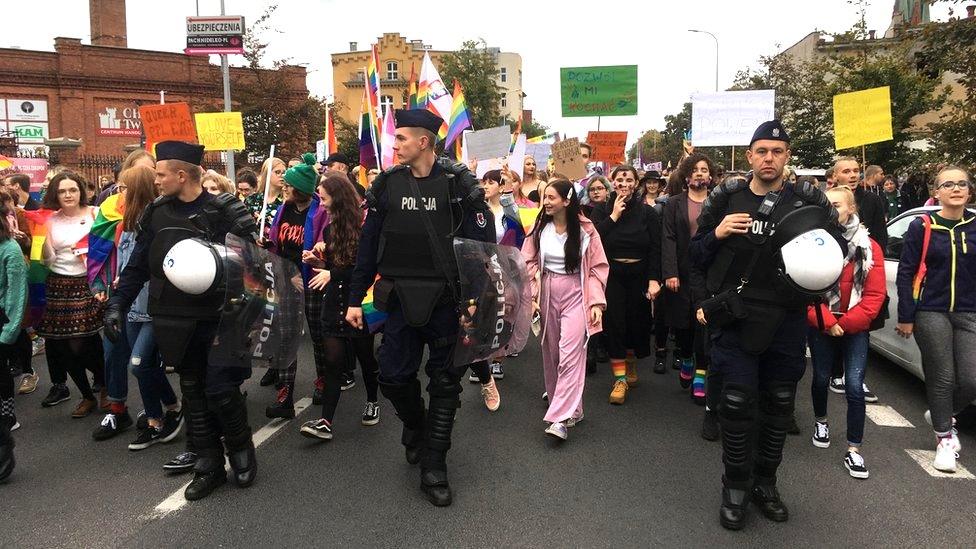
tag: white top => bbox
[44,208,95,276]
[492,207,505,244]
[540,223,569,274]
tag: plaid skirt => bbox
[37,273,103,339]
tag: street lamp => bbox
[688,29,719,92]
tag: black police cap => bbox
[155,140,205,165]
[395,109,444,135]
[750,120,790,146]
[324,153,350,166]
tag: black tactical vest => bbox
[377,169,458,280]
[146,197,228,319]
[705,184,806,305]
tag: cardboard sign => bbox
[691,90,775,146]
[560,65,638,118]
[586,131,628,165]
[551,137,588,181]
[195,112,245,151]
[465,125,512,161]
[139,102,197,147]
[833,86,893,150]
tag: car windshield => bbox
[885,213,924,260]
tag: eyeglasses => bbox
[938,180,971,190]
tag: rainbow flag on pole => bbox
[365,45,383,139]
[444,79,472,150]
[407,63,419,110]
[358,89,378,187]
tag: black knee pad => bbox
[719,383,756,422]
[179,372,206,400]
[208,390,251,451]
[759,382,796,419]
[427,370,462,401]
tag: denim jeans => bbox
[126,320,176,420]
[808,327,868,446]
[103,330,132,403]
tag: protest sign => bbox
[315,139,326,162]
[561,65,638,117]
[508,134,527,180]
[11,157,48,193]
[551,137,588,181]
[586,131,628,164]
[139,103,197,150]
[194,112,245,151]
[833,86,893,150]
[691,90,775,146]
[465,126,512,161]
[526,143,551,169]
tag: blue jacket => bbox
[897,213,976,323]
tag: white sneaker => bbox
[924,410,961,452]
[812,421,830,448]
[566,412,584,428]
[933,438,958,473]
[545,422,568,440]
[829,377,845,394]
[862,383,879,403]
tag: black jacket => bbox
[590,193,662,283]
[855,186,888,250]
[661,191,707,328]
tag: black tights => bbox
[320,335,379,422]
[45,336,104,400]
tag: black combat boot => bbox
[211,390,256,488]
[380,379,426,465]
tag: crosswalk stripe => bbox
[905,449,975,479]
[865,405,915,428]
[144,397,313,521]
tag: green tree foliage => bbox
[439,40,502,130]
[508,117,549,139]
[917,6,976,167]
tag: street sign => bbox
[185,16,245,56]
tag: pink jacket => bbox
[522,214,609,337]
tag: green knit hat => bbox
[284,153,318,195]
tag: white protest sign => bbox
[465,125,512,161]
[691,90,775,147]
[526,143,552,171]
[508,134,527,180]
[475,158,505,179]
[315,139,326,162]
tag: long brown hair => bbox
[120,166,158,231]
[319,174,363,268]
[43,171,89,210]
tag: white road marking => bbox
[144,397,312,521]
[905,449,975,479]
[865,405,915,428]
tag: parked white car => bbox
[869,206,976,380]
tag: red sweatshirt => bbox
[807,237,887,334]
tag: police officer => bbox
[690,121,838,530]
[345,109,494,507]
[104,141,260,501]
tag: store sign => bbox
[6,99,48,122]
[97,105,142,137]
[9,122,48,143]
[185,15,245,56]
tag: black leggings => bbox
[0,342,14,402]
[45,336,104,400]
[320,335,379,422]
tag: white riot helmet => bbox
[772,206,844,296]
[162,238,225,295]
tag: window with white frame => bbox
[386,61,398,81]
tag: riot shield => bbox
[209,233,306,372]
[453,237,533,365]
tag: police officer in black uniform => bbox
[104,141,259,501]
[345,110,494,507]
[690,121,837,530]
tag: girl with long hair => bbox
[522,179,609,440]
[34,172,105,418]
[300,173,381,440]
[0,207,27,480]
[589,165,662,405]
[245,157,287,240]
[517,156,542,206]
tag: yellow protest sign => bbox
[833,86,893,150]
[194,112,246,151]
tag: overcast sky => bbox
[5,0,955,147]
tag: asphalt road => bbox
[2,335,974,548]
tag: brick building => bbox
[0,0,307,174]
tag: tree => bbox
[232,3,328,164]
[439,40,502,130]
[918,6,976,167]
[626,130,667,165]
[508,117,549,139]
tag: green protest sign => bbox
[560,65,638,117]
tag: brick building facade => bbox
[0,0,307,169]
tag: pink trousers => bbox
[541,272,587,423]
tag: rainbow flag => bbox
[380,107,397,170]
[84,193,125,294]
[22,209,56,327]
[407,63,419,110]
[362,277,388,333]
[0,155,13,170]
[444,79,472,149]
[358,90,378,173]
[365,45,383,142]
